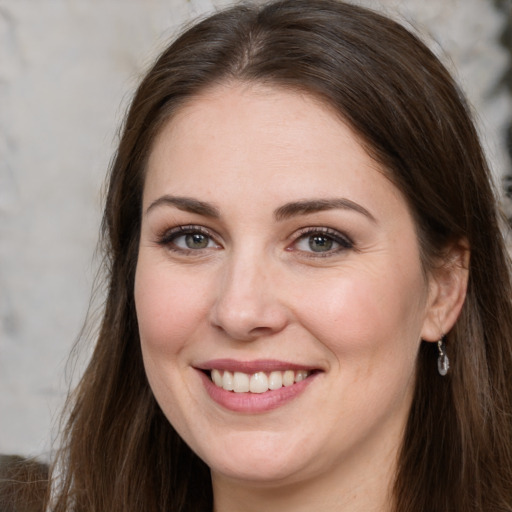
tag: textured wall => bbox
[0,0,510,458]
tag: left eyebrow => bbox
[274,198,377,223]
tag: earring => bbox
[437,338,450,376]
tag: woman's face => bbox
[135,83,440,490]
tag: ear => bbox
[421,239,470,342]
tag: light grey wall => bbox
[0,0,510,458]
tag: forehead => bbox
[145,83,392,197]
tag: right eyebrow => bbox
[144,195,220,218]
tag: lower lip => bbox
[197,370,319,413]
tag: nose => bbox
[209,249,289,341]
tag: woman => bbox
[49,0,512,511]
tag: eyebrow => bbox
[145,195,376,223]
[145,195,220,218]
[274,198,376,223]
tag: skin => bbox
[134,83,468,512]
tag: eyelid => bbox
[156,224,222,250]
[154,224,353,257]
[288,226,354,256]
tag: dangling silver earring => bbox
[437,338,449,376]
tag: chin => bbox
[210,458,306,487]
[197,431,312,485]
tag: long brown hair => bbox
[50,1,512,511]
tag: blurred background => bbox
[1,0,511,460]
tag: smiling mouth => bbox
[209,369,314,393]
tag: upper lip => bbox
[194,359,321,374]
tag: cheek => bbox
[296,264,427,363]
[134,258,210,432]
[296,265,427,433]
[134,258,211,355]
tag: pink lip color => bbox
[196,365,319,413]
[196,358,316,374]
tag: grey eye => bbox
[296,234,340,253]
[169,231,218,250]
[293,229,353,256]
[185,233,211,249]
[308,235,335,252]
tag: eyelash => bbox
[290,227,354,258]
[156,225,220,254]
[156,225,354,257]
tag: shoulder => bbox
[0,454,49,512]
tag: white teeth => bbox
[249,372,268,393]
[283,370,295,387]
[233,372,250,393]
[268,371,283,390]
[210,369,312,393]
[295,370,308,382]
[212,369,223,387]
[222,371,234,391]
